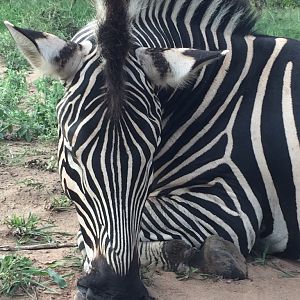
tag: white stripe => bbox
[184,0,199,47]
[171,0,184,47]
[200,0,222,49]
[251,38,288,253]
[282,61,300,233]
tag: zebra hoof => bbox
[163,240,194,271]
[194,236,248,280]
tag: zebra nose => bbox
[77,278,150,300]
[77,254,150,300]
[73,288,104,300]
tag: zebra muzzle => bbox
[76,255,150,300]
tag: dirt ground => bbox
[1,141,300,300]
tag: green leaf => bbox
[46,268,67,289]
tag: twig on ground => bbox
[0,242,77,252]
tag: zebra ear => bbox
[136,47,228,88]
[4,21,92,81]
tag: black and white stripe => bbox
[58,0,300,277]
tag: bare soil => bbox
[1,141,300,300]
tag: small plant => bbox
[176,267,199,281]
[252,243,300,278]
[176,267,216,281]
[48,254,83,270]
[46,155,58,172]
[5,213,54,244]
[0,255,67,297]
[0,72,63,142]
[18,178,43,189]
[252,242,270,266]
[49,195,73,212]
[0,143,29,166]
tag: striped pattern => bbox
[57,37,162,274]
[59,0,300,275]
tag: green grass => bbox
[175,267,217,281]
[0,72,64,141]
[48,254,83,270]
[45,155,59,172]
[18,178,44,189]
[252,255,300,278]
[0,143,29,166]
[252,243,300,278]
[5,213,54,245]
[0,142,56,166]
[0,255,67,297]
[255,7,300,39]
[0,0,93,142]
[49,195,73,212]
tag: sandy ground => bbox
[0,142,300,300]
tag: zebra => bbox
[5,0,300,299]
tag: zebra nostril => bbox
[74,289,87,300]
[86,288,98,300]
[74,288,98,300]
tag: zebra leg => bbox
[78,230,247,279]
[139,240,196,272]
[139,191,252,279]
[139,237,247,279]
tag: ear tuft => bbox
[4,21,92,81]
[136,47,228,88]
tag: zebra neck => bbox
[130,0,256,49]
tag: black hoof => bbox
[163,240,193,271]
[190,236,248,280]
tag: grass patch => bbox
[0,255,67,297]
[25,155,58,172]
[48,254,83,271]
[176,267,217,281]
[256,7,300,39]
[0,143,29,166]
[18,178,43,189]
[45,155,58,172]
[49,195,73,212]
[252,256,300,278]
[252,242,270,266]
[0,71,64,141]
[0,0,92,142]
[251,243,300,278]
[5,213,54,245]
[0,142,56,166]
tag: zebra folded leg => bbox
[196,236,248,279]
[139,237,247,280]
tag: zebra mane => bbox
[95,0,130,119]
[93,0,256,118]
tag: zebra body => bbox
[5,0,300,298]
[70,0,300,261]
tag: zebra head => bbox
[5,1,227,299]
